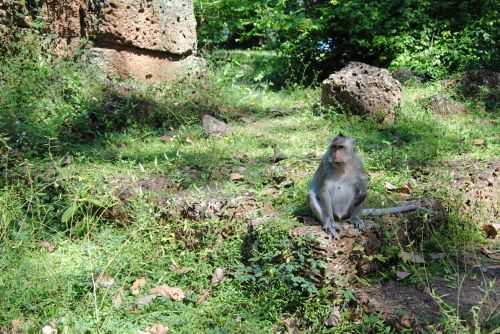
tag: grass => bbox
[0,46,499,333]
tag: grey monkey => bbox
[309,134,367,237]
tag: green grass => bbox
[0,48,498,333]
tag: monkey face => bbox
[330,135,354,163]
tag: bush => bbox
[195,0,500,82]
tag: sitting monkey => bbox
[309,134,367,237]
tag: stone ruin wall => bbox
[3,0,204,83]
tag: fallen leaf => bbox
[324,306,341,327]
[196,288,212,305]
[11,319,23,333]
[169,264,193,275]
[39,241,56,252]
[131,277,147,295]
[95,274,115,289]
[150,285,185,301]
[135,294,158,307]
[235,154,249,162]
[186,137,195,145]
[211,268,225,286]
[145,324,169,334]
[283,318,299,334]
[112,288,124,308]
[160,135,173,143]
[42,325,57,334]
[472,138,485,146]
[482,224,498,239]
[396,271,411,280]
[400,251,426,264]
[230,173,244,181]
[398,184,412,194]
[263,186,279,197]
[262,203,275,217]
[384,182,397,191]
[481,247,500,260]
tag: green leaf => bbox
[62,202,79,224]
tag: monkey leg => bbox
[309,191,337,238]
[323,217,338,238]
[352,215,365,231]
[308,191,325,223]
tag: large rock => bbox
[322,62,402,123]
[96,0,197,55]
[40,0,203,84]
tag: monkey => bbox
[309,134,368,237]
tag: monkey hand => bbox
[322,218,338,238]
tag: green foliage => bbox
[238,223,325,300]
[195,0,500,82]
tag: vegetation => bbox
[195,0,499,82]
[1,2,499,333]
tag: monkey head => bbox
[329,134,355,164]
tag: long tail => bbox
[361,202,422,216]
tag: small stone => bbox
[202,114,230,137]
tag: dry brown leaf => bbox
[230,173,244,181]
[262,203,275,217]
[112,288,124,308]
[39,241,56,253]
[396,271,411,280]
[482,224,498,239]
[211,268,225,286]
[398,184,412,194]
[169,264,193,275]
[196,288,212,305]
[235,154,249,162]
[95,274,115,289]
[384,182,397,191]
[11,319,23,334]
[160,135,173,143]
[145,324,169,334]
[150,285,185,301]
[481,247,500,260]
[131,277,147,295]
[400,251,426,264]
[283,318,299,334]
[324,306,341,327]
[473,138,485,146]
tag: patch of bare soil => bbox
[356,258,500,331]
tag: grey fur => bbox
[309,135,368,237]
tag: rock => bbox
[290,222,381,285]
[88,48,205,83]
[392,68,418,84]
[321,62,402,123]
[41,0,205,83]
[202,114,230,137]
[460,70,500,97]
[459,70,499,112]
[424,94,468,115]
[96,0,196,55]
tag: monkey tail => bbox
[361,203,421,216]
